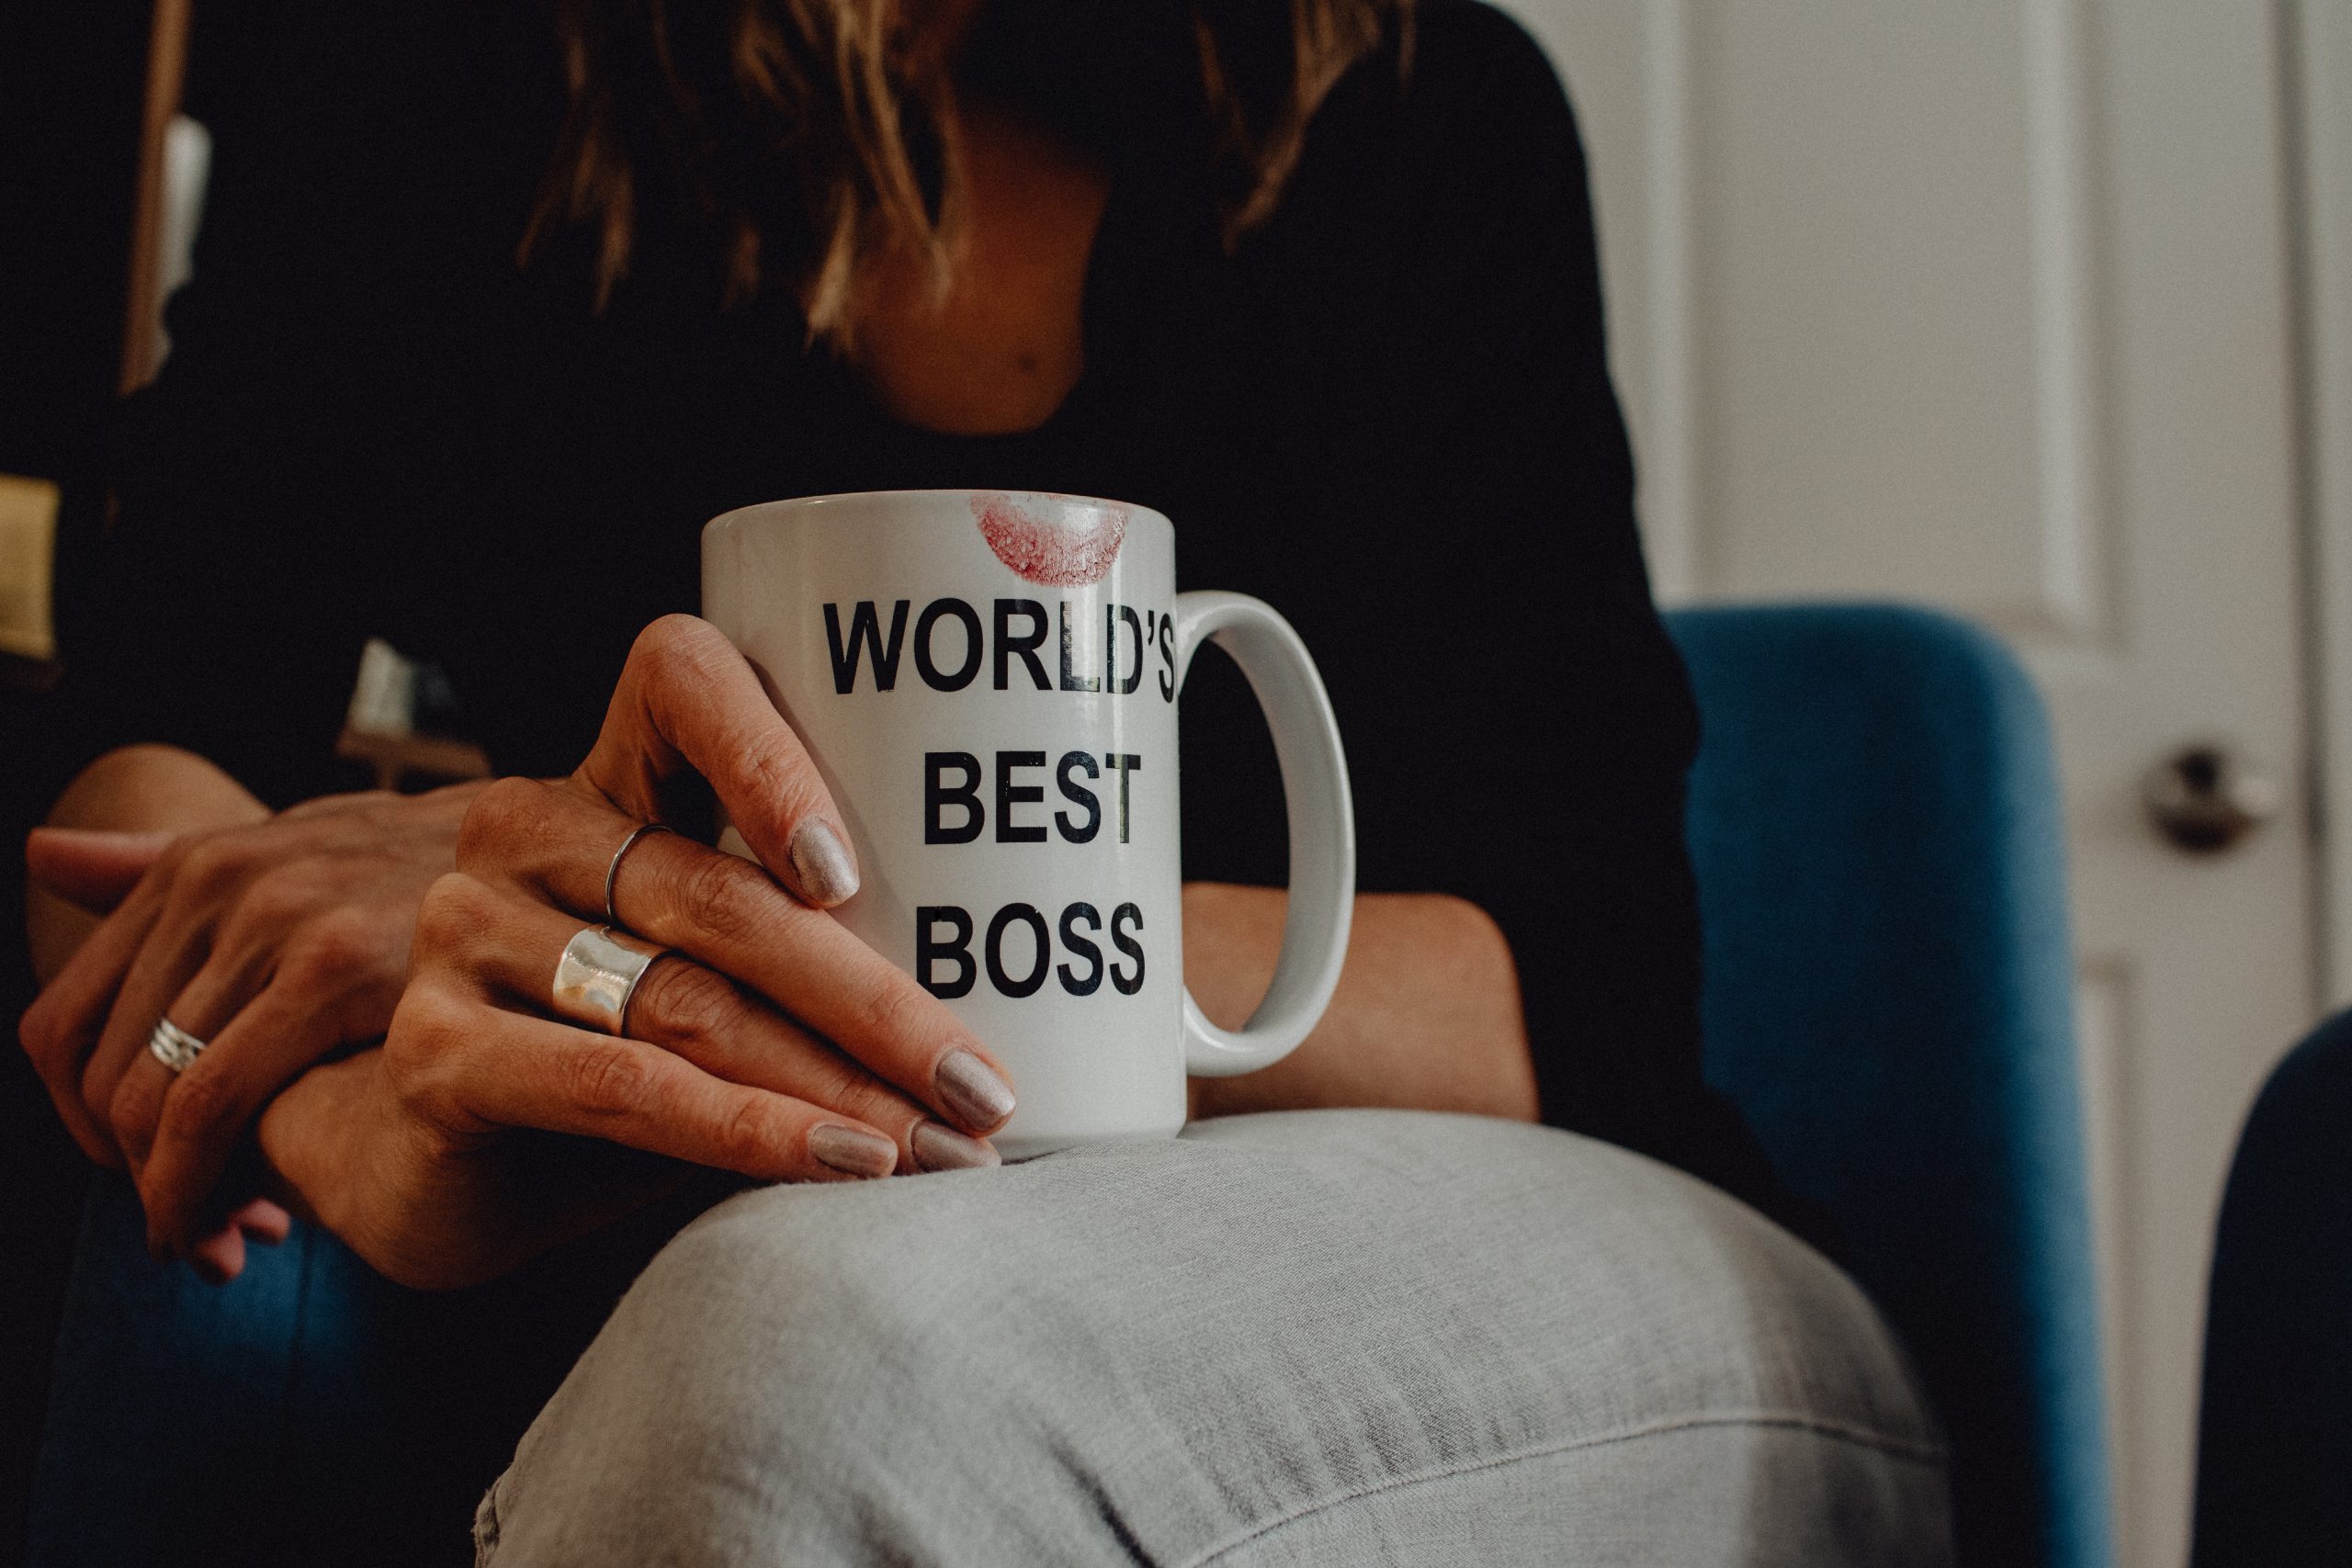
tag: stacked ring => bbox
[604,822,674,927]
[551,926,669,1037]
[148,1017,209,1075]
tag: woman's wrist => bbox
[44,744,268,834]
[28,747,269,982]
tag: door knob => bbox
[2143,744,2280,853]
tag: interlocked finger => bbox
[580,615,860,908]
[105,936,276,1171]
[84,936,214,1165]
[127,977,345,1252]
[464,887,993,1173]
[459,780,1017,1138]
[415,998,905,1185]
[18,878,167,1166]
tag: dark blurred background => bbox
[1,4,154,1545]
[0,0,303,1544]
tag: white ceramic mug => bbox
[703,490,1354,1158]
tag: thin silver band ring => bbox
[604,822,674,928]
[551,926,669,1036]
[148,1017,209,1075]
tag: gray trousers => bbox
[474,1111,1951,1566]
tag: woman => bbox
[20,2,1940,1562]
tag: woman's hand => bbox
[258,615,1018,1290]
[19,782,483,1273]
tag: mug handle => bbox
[1173,592,1356,1076]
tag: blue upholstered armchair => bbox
[1669,604,2112,1568]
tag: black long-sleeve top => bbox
[41,0,1792,1221]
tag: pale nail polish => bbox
[934,1048,1016,1131]
[787,819,859,908]
[912,1122,1001,1172]
[809,1123,898,1179]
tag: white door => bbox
[1495,4,2318,1564]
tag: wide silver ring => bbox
[147,1017,209,1075]
[551,926,668,1036]
[604,822,674,927]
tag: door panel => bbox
[1501,5,2316,1564]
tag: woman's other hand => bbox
[19,780,483,1274]
[257,615,1018,1290]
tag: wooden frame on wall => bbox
[0,0,190,686]
[119,0,190,398]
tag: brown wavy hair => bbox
[521,0,1413,335]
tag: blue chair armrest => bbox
[1668,603,2111,1568]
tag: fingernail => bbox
[786,819,859,908]
[912,1122,1001,1172]
[809,1123,899,1179]
[934,1048,1016,1131]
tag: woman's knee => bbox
[479,1112,1948,1566]
[477,1165,1136,1564]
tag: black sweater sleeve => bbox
[1302,6,1800,1219]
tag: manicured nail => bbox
[808,1123,899,1179]
[934,1048,1016,1131]
[912,1122,1001,1172]
[786,819,859,908]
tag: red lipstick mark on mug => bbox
[973,492,1126,586]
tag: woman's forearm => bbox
[1182,884,1539,1122]
[27,744,267,981]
